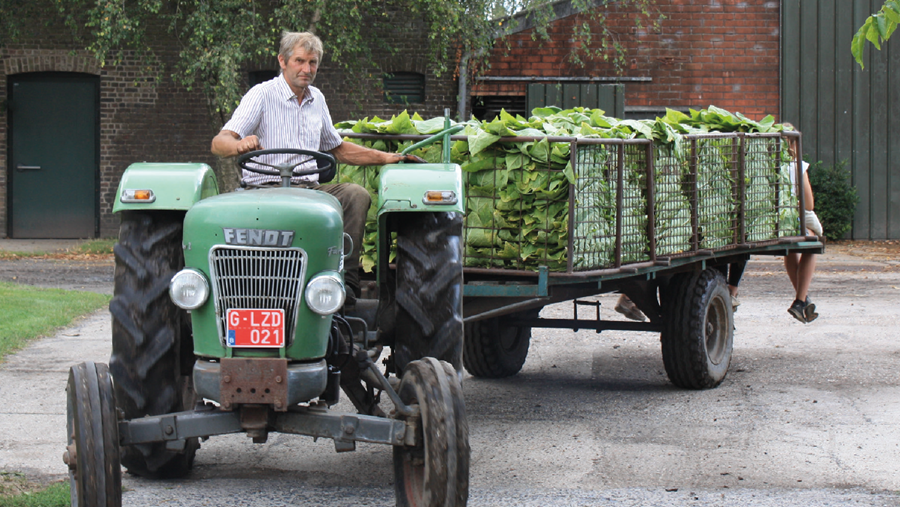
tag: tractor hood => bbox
[181,187,345,360]
[183,188,343,249]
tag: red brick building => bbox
[471,0,782,121]
[3,1,894,239]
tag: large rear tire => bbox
[65,361,122,507]
[393,358,469,507]
[463,309,538,378]
[661,268,734,389]
[108,211,199,478]
[393,212,464,374]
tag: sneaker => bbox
[614,295,646,322]
[788,299,809,323]
[731,294,740,312]
[803,297,819,322]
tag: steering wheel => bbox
[236,148,337,186]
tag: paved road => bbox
[1,251,899,506]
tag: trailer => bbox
[343,128,823,390]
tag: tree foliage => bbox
[1,0,660,127]
[852,0,899,69]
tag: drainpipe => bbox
[457,52,471,122]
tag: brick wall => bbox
[472,0,781,121]
[1,13,456,239]
[1,23,223,238]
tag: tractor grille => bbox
[208,246,307,346]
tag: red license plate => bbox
[226,309,285,348]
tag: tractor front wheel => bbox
[393,358,469,507]
[65,361,122,507]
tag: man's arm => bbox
[211,130,262,158]
[330,141,421,165]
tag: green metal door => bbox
[8,73,98,238]
[782,0,900,239]
[526,83,625,118]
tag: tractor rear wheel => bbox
[393,212,464,374]
[65,361,121,507]
[393,358,469,507]
[108,211,199,478]
[661,268,734,389]
[463,309,538,378]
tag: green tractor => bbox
[64,126,469,507]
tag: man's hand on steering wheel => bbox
[236,135,262,155]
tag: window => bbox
[383,72,425,104]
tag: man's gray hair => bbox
[280,31,324,60]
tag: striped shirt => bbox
[222,75,343,184]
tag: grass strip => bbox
[0,238,115,260]
[0,473,68,507]
[0,281,110,361]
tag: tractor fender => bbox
[113,162,219,213]
[377,163,465,216]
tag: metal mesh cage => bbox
[463,142,569,271]
[335,131,804,275]
[693,136,739,249]
[571,143,616,270]
[653,145,693,255]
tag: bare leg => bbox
[794,253,817,301]
[784,253,800,294]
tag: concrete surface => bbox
[1,246,899,506]
[0,239,87,254]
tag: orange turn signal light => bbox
[121,189,157,203]
[423,190,457,205]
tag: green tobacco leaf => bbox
[484,116,518,137]
[506,151,527,171]
[413,116,451,134]
[758,115,776,132]
[468,129,501,155]
[664,108,691,124]
[590,109,612,128]
[526,138,550,163]
[387,111,418,135]
[617,120,654,139]
[500,109,530,131]
[532,106,561,118]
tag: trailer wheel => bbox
[393,212,464,374]
[65,361,122,507]
[108,211,199,478]
[661,268,734,389]
[463,309,538,378]
[393,358,469,507]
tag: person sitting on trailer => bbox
[782,125,822,323]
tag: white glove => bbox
[804,210,823,236]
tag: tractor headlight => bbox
[305,272,345,315]
[169,268,209,310]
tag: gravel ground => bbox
[1,241,899,506]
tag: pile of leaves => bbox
[332,105,799,272]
